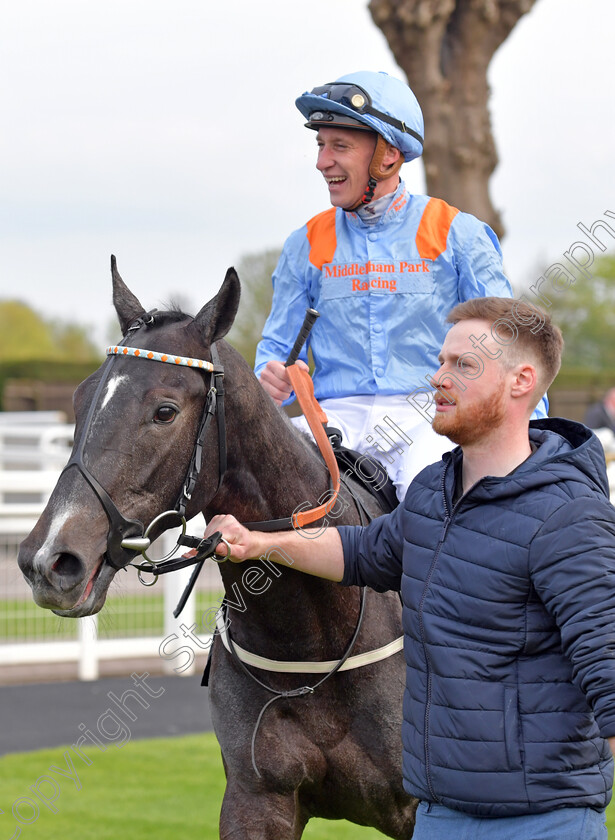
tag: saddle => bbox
[325,426,399,515]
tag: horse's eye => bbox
[154,405,178,424]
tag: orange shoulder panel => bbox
[306,207,337,270]
[415,198,459,261]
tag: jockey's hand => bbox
[259,359,309,405]
[204,514,266,563]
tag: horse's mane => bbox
[154,304,194,326]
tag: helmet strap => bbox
[344,135,404,212]
[360,177,378,207]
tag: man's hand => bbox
[259,359,309,405]
[203,513,346,581]
[205,515,267,563]
[609,736,615,757]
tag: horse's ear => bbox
[192,268,241,345]
[111,255,146,335]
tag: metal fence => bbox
[0,413,220,681]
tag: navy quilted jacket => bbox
[339,418,615,816]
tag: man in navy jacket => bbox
[206,298,615,839]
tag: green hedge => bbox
[0,359,101,411]
[0,360,610,415]
[552,366,614,391]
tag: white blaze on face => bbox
[33,504,74,572]
[87,373,130,445]
[101,374,128,410]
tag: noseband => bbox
[60,311,228,572]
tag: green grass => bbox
[0,733,381,839]
[0,591,224,641]
[1,733,614,838]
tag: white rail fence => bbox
[1,413,614,683]
[0,413,219,681]
[595,428,615,497]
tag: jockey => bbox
[255,70,547,500]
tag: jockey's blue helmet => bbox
[295,70,424,162]
[295,70,424,208]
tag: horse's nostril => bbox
[51,553,85,586]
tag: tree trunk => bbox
[368,0,536,239]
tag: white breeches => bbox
[291,393,453,502]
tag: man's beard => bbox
[432,385,508,446]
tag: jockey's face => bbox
[315,127,377,209]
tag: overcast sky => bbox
[1,0,614,345]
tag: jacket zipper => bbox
[419,465,464,802]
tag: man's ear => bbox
[510,364,538,399]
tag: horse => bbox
[17,259,417,839]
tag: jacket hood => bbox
[445,417,611,502]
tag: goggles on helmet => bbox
[308,82,424,146]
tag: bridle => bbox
[60,311,230,576]
[62,306,345,614]
[62,307,341,598]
